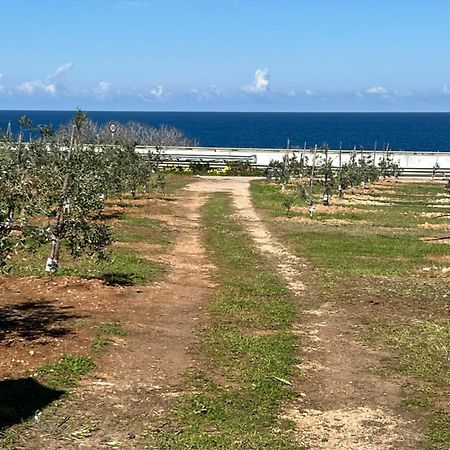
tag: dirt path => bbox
[190,177,422,449]
[17,189,214,449]
[9,176,421,449]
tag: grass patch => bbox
[150,193,301,449]
[161,173,194,194]
[365,319,450,386]
[99,322,126,336]
[428,410,450,448]
[38,354,95,388]
[91,336,110,354]
[92,322,126,354]
[282,229,448,276]
[251,181,450,276]
[113,215,173,246]
[251,180,450,230]
[10,245,162,285]
[251,179,450,449]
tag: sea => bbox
[1,111,450,151]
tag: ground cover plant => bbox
[251,178,450,449]
[149,193,302,450]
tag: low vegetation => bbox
[38,354,96,388]
[150,193,301,450]
[251,178,450,449]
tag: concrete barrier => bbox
[137,145,450,177]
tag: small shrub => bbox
[189,162,210,175]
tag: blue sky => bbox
[1,0,450,111]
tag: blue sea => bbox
[1,111,450,151]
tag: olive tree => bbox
[41,127,112,272]
[0,142,40,270]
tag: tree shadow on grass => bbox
[100,211,125,220]
[0,378,64,430]
[100,272,135,286]
[0,300,81,343]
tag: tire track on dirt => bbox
[191,177,421,450]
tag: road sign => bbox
[109,123,117,133]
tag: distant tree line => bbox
[1,109,197,147]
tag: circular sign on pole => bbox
[109,123,117,133]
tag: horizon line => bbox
[1,109,450,114]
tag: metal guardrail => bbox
[165,153,256,162]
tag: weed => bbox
[100,322,126,336]
[91,322,126,354]
[91,336,110,354]
[38,354,95,388]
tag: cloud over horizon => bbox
[95,81,112,96]
[53,63,74,79]
[243,69,270,94]
[17,80,57,95]
[366,86,389,95]
[149,85,169,100]
[14,63,74,97]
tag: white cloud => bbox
[14,63,74,96]
[150,85,167,99]
[209,84,222,96]
[0,73,4,92]
[18,80,57,95]
[366,86,388,95]
[53,63,74,78]
[305,89,315,96]
[45,83,57,94]
[443,86,450,94]
[243,68,270,93]
[95,81,112,95]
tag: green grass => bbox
[365,319,450,386]
[251,180,450,230]
[283,229,448,276]
[38,354,95,388]
[92,322,126,354]
[428,411,450,448]
[10,245,162,285]
[91,336,111,354]
[251,181,450,276]
[113,215,173,246]
[251,179,450,449]
[99,322,126,336]
[161,173,194,193]
[150,193,302,450]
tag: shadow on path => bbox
[0,300,80,343]
[0,378,64,430]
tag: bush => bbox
[189,162,210,175]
